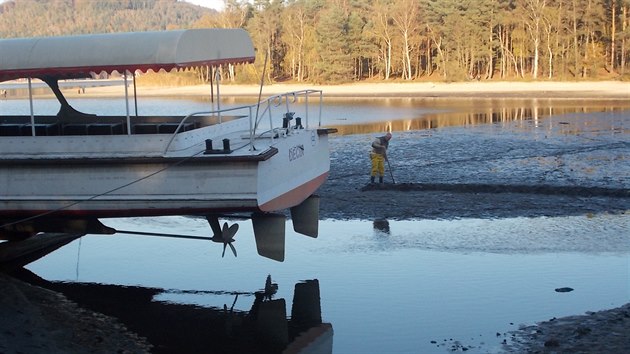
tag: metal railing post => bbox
[28,78,35,136]
[248,106,254,150]
[124,72,131,135]
[319,91,323,127]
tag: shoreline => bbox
[87,81,630,99]
[2,80,629,99]
[193,81,630,98]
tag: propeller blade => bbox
[228,242,237,257]
[221,222,229,240]
[226,223,239,240]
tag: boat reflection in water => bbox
[20,273,332,354]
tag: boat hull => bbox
[0,129,331,218]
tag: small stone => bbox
[554,287,574,293]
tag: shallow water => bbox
[4,95,629,353]
[27,215,629,353]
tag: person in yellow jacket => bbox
[370,132,392,183]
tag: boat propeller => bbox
[210,222,238,258]
[207,216,238,258]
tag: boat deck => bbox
[0,114,240,136]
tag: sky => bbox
[182,0,225,11]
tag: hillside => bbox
[0,0,212,38]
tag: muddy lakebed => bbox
[3,97,629,353]
[319,105,629,220]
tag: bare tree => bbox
[282,1,308,81]
[369,0,395,80]
[522,0,547,79]
[391,0,420,80]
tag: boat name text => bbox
[289,144,305,161]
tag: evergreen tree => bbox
[314,4,353,82]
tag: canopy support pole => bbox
[216,68,221,123]
[210,66,214,107]
[27,78,35,136]
[133,72,138,117]
[124,71,131,135]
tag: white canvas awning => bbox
[0,29,255,82]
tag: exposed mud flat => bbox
[318,111,629,221]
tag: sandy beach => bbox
[57,80,630,99]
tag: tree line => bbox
[203,0,629,82]
[1,0,629,84]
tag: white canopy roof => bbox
[0,29,255,82]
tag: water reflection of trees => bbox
[328,103,629,136]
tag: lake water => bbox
[3,94,629,353]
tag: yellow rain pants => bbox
[370,153,385,177]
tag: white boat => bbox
[0,29,336,262]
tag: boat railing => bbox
[254,89,323,132]
[164,89,323,154]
